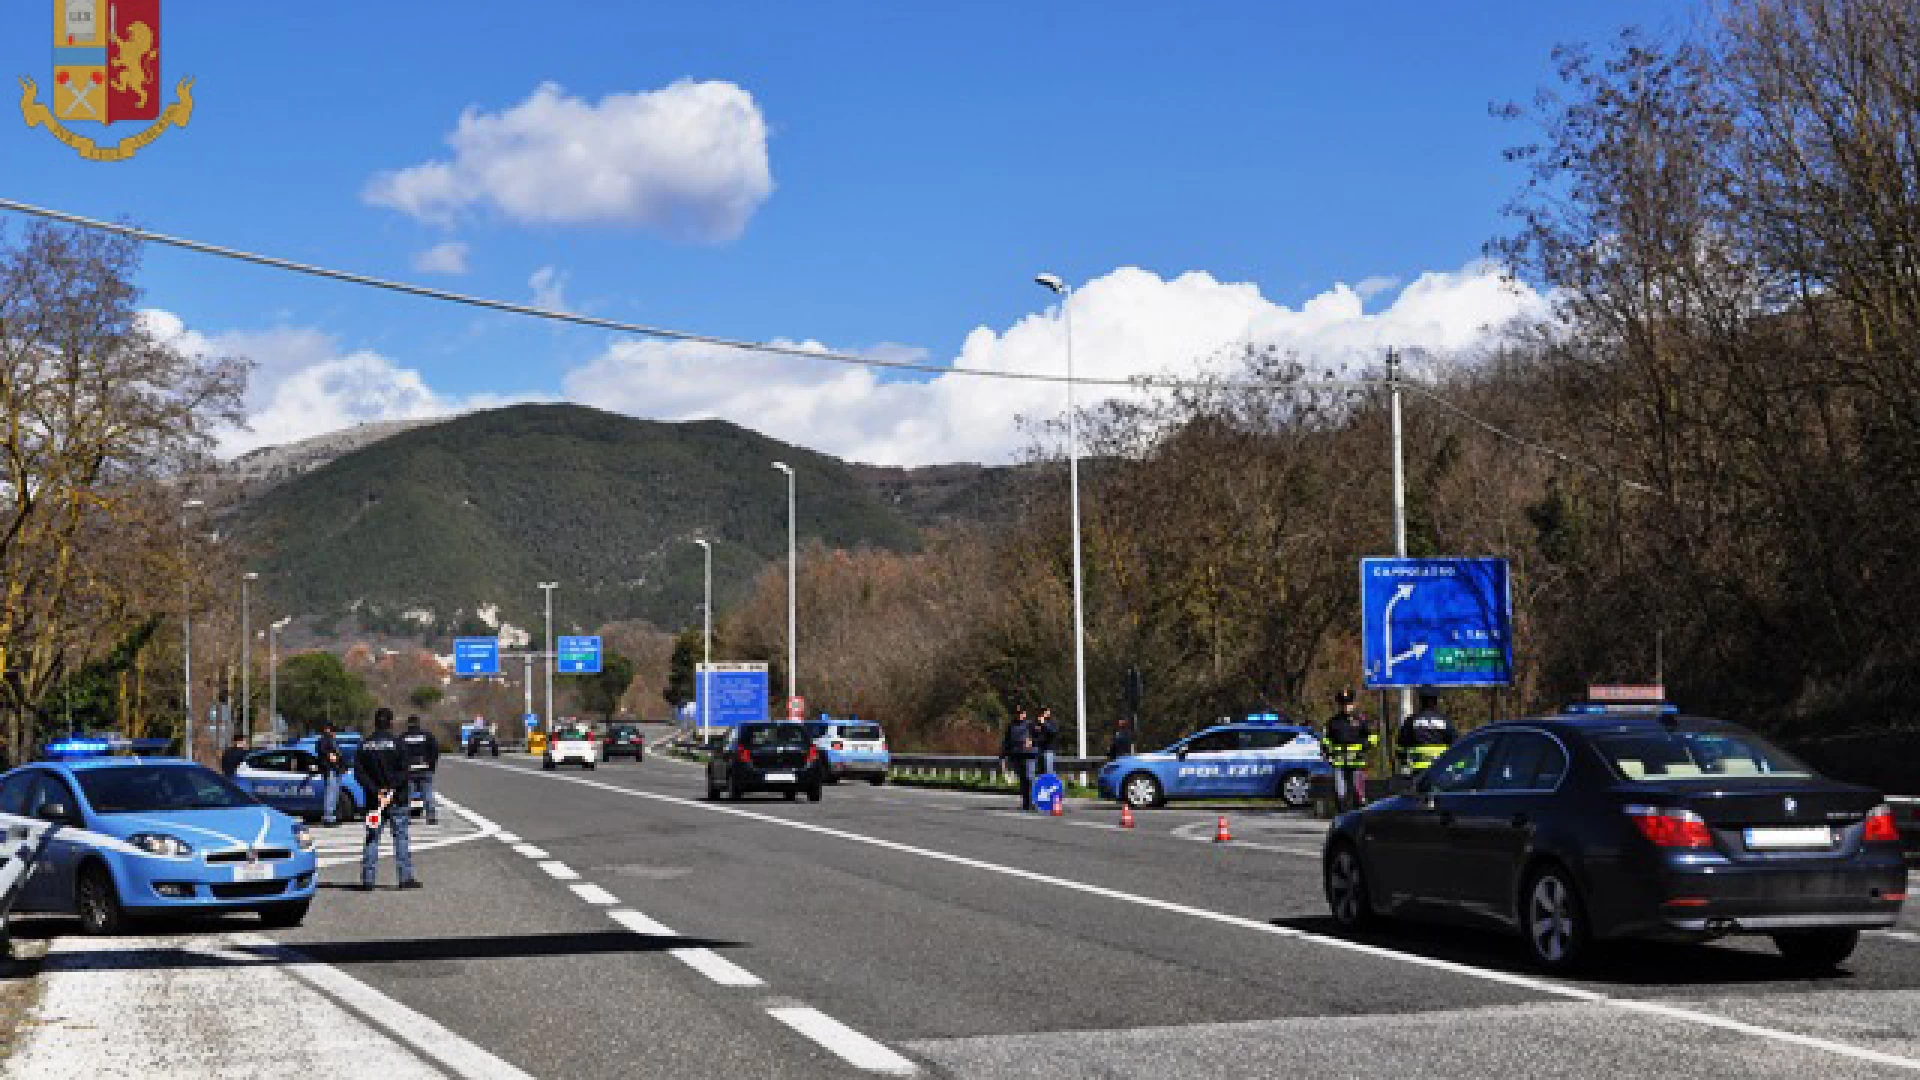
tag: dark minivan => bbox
[1323,709,1907,972]
[707,722,824,802]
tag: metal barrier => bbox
[888,754,1107,789]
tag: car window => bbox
[1243,730,1290,751]
[27,774,79,819]
[287,751,318,773]
[249,751,293,772]
[1184,731,1240,754]
[1426,735,1495,793]
[841,725,883,742]
[1593,728,1811,781]
[742,723,807,747]
[0,772,37,816]
[74,765,260,812]
[1483,732,1568,791]
[556,728,588,740]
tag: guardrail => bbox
[889,754,1108,787]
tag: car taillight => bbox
[832,741,844,751]
[737,746,753,764]
[1864,805,1900,843]
[1625,805,1713,848]
[806,745,819,764]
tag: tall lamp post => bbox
[240,572,258,744]
[539,582,558,734]
[181,498,204,760]
[268,617,291,740]
[1035,272,1090,760]
[693,538,713,743]
[771,461,797,710]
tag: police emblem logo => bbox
[19,0,195,161]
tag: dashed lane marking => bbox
[570,882,618,905]
[607,908,766,988]
[538,860,580,881]
[495,831,522,845]
[770,1006,919,1075]
[511,843,549,860]
[472,758,1920,1075]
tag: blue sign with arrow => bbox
[1032,773,1064,814]
[453,637,500,676]
[556,635,602,674]
[1361,558,1513,688]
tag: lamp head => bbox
[772,461,792,475]
[243,572,259,582]
[182,498,205,510]
[1034,273,1066,294]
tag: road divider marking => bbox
[316,795,499,868]
[610,908,672,936]
[538,861,579,881]
[770,1006,918,1074]
[495,831,521,845]
[570,882,618,905]
[607,908,765,987]
[512,844,548,860]
[1878,929,1920,946]
[482,759,1920,1075]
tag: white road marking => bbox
[482,760,1920,1074]
[1877,929,1920,945]
[314,795,499,868]
[606,908,765,987]
[512,843,549,860]
[495,830,522,845]
[570,881,618,905]
[770,1006,918,1074]
[538,860,580,881]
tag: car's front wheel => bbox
[1324,841,1374,929]
[806,785,823,803]
[1773,928,1859,972]
[1279,770,1313,808]
[76,863,128,936]
[1523,864,1591,972]
[868,775,886,787]
[257,900,310,929]
[542,757,555,771]
[1121,772,1163,809]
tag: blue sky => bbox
[2,1,1686,463]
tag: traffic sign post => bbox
[786,696,805,721]
[453,637,501,676]
[696,663,770,733]
[556,636,602,674]
[1361,558,1513,688]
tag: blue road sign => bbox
[695,664,769,728]
[453,637,500,676]
[557,635,602,674]
[524,713,539,730]
[1361,558,1513,688]
[1033,773,1064,813]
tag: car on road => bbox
[0,758,318,933]
[707,722,824,802]
[602,723,645,762]
[543,727,598,770]
[1098,721,1332,809]
[465,728,500,757]
[235,744,426,821]
[1322,708,1908,973]
[805,718,889,785]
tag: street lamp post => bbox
[1035,272,1090,760]
[241,572,258,745]
[771,462,796,710]
[539,582,558,734]
[181,499,203,761]
[268,617,291,740]
[694,538,713,743]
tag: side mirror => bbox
[35,802,73,824]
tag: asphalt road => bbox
[185,729,1920,1078]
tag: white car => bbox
[543,727,598,770]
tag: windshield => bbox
[841,726,883,742]
[1593,728,1813,782]
[76,764,261,813]
[556,729,589,740]
[742,724,808,747]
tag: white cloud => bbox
[365,80,773,243]
[561,261,1549,466]
[529,265,569,311]
[412,242,470,275]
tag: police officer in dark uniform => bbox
[401,714,441,825]
[354,708,419,891]
[1323,690,1376,813]
[1001,709,1039,813]
[316,722,346,826]
[1396,692,1457,779]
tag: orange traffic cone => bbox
[1214,814,1232,843]
[1050,795,1064,817]
[1120,803,1136,829]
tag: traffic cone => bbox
[1214,814,1232,843]
[1120,803,1135,829]
[1050,795,1064,817]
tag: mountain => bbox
[228,404,1020,639]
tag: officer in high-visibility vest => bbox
[1323,689,1376,812]
[1396,691,1456,778]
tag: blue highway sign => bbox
[1361,558,1513,688]
[453,637,500,676]
[557,635,602,674]
[696,663,769,728]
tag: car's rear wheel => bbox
[1279,770,1312,808]
[868,775,886,787]
[1324,841,1374,930]
[1773,928,1859,972]
[257,900,310,929]
[1523,864,1591,972]
[728,773,744,801]
[806,785,823,803]
[542,758,555,771]
[76,863,127,936]
[1121,772,1163,809]
[784,789,798,801]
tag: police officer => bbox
[1396,691,1456,779]
[316,722,346,826]
[1106,715,1136,761]
[401,714,441,825]
[1323,689,1376,812]
[354,708,420,891]
[1033,708,1059,777]
[1001,709,1039,813]
[219,734,248,777]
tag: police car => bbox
[0,755,318,933]
[805,717,891,785]
[232,738,423,821]
[1098,720,1332,809]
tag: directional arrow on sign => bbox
[1383,583,1427,675]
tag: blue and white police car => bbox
[233,736,423,821]
[1098,720,1331,809]
[0,755,317,933]
[805,717,891,785]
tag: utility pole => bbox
[181,499,203,761]
[1387,348,1413,739]
[539,583,558,734]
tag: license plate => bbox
[764,772,795,783]
[1745,826,1833,850]
[233,862,275,882]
